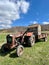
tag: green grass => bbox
[0,33,49,65]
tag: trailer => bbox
[27,24,47,42]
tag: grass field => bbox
[0,33,49,65]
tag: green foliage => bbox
[0,33,6,44]
[0,33,49,65]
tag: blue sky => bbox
[0,0,49,29]
[12,0,49,27]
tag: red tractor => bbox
[1,24,47,57]
[1,31,35,57]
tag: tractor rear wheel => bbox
[16,45,24,57]
[43,37,47,42]
[1,44,9,53]
[28,35,35,47]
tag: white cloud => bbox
[29,21,38,24]
[33,21,38,24]
[0,0,29,29]
[42,22,49,24]
[20,1,29,13]
[0,24,11,29]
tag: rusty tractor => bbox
[1,24,47,57]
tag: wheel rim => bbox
[45,38,47,41]
[19,47,23,54]
[31,37,35,46]
[18,47,23,56]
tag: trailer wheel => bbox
[1,44,8,53]
[28,35,35,47]
[43,37,47,42]
[16,45,24,57]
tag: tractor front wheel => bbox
[16,45,24,57]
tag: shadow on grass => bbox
[36,39,45,43]
[0,48,16,57]
[9,52,18,58]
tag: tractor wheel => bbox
[1,44,8,53]
[16,45,24,57]
[28,35,35,47]
[43,37,47,42]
